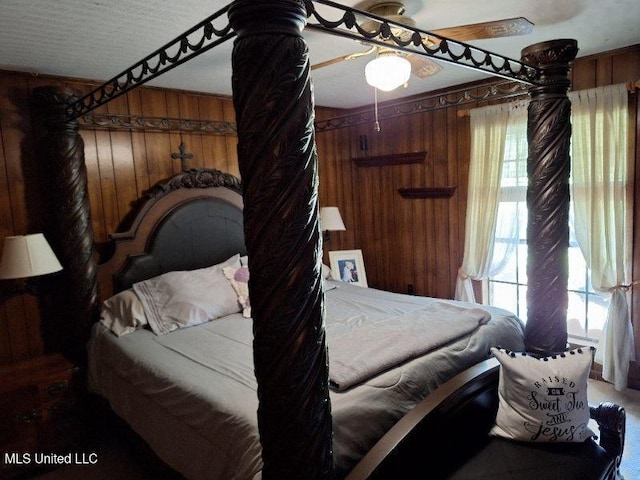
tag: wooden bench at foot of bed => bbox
[346,358,626,480]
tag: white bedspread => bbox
[88,280,525,479]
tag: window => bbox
[485,123,608,343]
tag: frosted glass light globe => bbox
[365,54,411,91]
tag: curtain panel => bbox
[570,83,635,391]
[455,103,527,302]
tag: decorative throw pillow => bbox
[100,288,148,336]
[223,265,251,318]
[322,263,332,280]
[490,346,596,443]
[133,254,242,335]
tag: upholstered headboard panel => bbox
[114,197,245,292]
[97,169,246,300]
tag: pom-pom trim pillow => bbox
[490,346,595,443]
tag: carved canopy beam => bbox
[229,1,333,479]
[306,0,541,85]
[66,5,235,120]
[66,1,542,121]
[521,39,579,355]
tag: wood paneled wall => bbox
[0,72,241,363]
[319,45,640,302]
[1,44,639,367]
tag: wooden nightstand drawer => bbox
[0,354,82,477]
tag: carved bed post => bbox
[228,1,333,479]
[521,40,578,355]
[32,86,99,366]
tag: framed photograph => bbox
[329,249,368,288]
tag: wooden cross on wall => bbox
[171,142,194,171]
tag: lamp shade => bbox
[320,207,346,232]
[0,234,63,279]
[365,53,412,92]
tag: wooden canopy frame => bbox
[30,1,578,478]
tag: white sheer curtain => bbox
[455,102,525,302]
[570,83,635,391]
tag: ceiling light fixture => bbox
[365,52,411,92]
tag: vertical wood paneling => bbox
[447,106,461,296]
[393,114,414,294]
[107,108,138,227]
[199,96,229,172]
[80,130,106,241]
[571,58,597,90]
[140,90,172,186]
[432,108,450,298]
[177,94,205,170]
[127,90,152,200]
[0,74,36,361]
[165,92,187,175]
[222,100,239,178]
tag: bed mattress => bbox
[88,280,525,479]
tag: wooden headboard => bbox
[97,168,246,302]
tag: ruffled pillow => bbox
[223,265,251,318]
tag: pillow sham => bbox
[223,265,251,318]
[490,346,595,443]
[100,288,148,337]
[133,254,242,335]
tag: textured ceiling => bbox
[0,0,638,108]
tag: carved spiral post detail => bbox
[521,40,578,355]
[32,86,99,366]
[229,1,332,479]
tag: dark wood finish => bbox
[0,354,82,478]
[229,1,332,478]
[0,46,638,378]
[346,358,626,480]
[97,169,243,300]
[397,186,457,198]
[0,25,632,479]
[521,40,578,355]
[353,152,426,167]
[31,86,99,367]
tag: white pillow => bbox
[100,289,148,337]
[490,346,596,443]
[133,254,242,335]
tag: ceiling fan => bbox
[311,1,534,89]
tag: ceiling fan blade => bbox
[430,17,534,42]
[407,55,442,79]
[311,46,376,71]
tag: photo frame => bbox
[329,249,368,288]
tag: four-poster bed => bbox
[29,0,625,478]
[86,168,526,478]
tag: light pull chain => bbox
[374,87,381,132]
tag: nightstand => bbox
[0,354,82,477]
